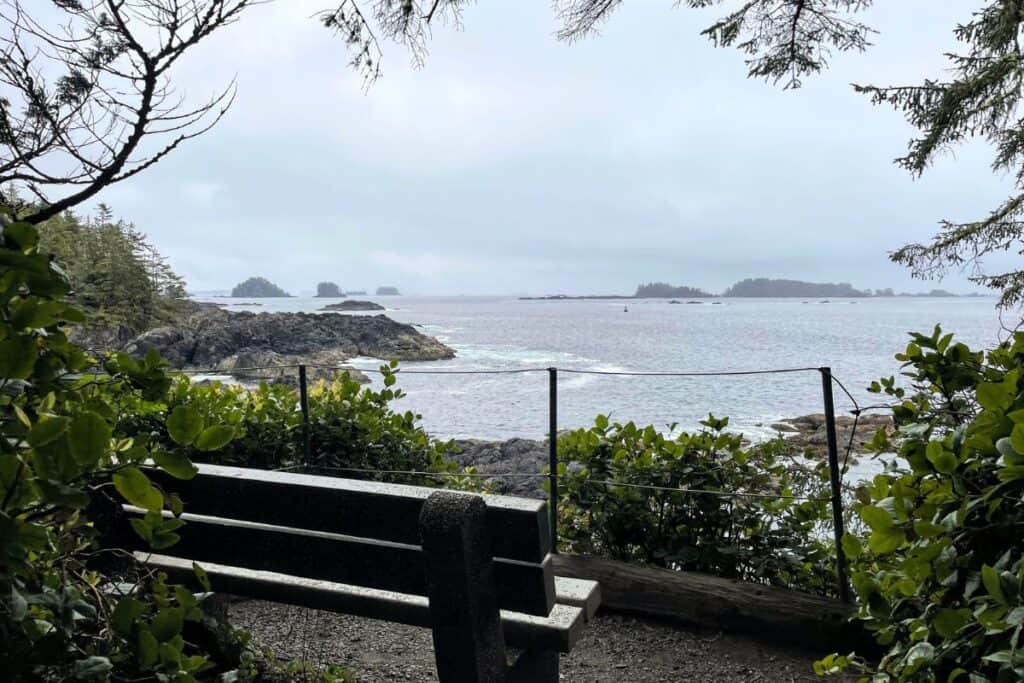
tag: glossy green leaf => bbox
[978,380,1014,411]
[129,518,153,544]
[113,467,163,512]
[68,412,111,466]
[983,565,1008,606]
[27,416,70,448]
[152,450,198,480]
[868,527,905,555]
[0,336,37,379]
[860,505,893,531]
[933,608,971,638]
[925,441,958,474]
[841,533,863,558]
[112,598,145,638]
[193,425,234,452]
[150,607,184,642]
[193,562,211,592]
[166,405,203,446]
[137,629,159,667]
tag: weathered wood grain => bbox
[551,554,871,651]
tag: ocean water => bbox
[197,295,1004,444]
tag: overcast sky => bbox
[93,1,1009,296]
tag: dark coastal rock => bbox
[122,308,453,367]
[214,349,371,386]
[70,324,140,353]
[446,438,549,498]
[771,413,893,459]
[320,300,386,312]
[93,308,453,386]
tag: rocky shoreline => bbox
[446,413,893,498]
[73,306,454,384]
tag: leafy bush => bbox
[114,364,476,487]
[1,212,360,681]
[0,215,233,680]
[556,414,836,594]
[819,326,1024,681]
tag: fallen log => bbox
[551,554,874,652]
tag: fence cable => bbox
[275,465,828,501]
[557,366,822,377]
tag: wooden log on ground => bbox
[551,554,874,652]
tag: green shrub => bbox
[556,414,836,594]
[114,363,477,488]
[0,216,232,680]
[819,326,1024,681]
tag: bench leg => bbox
[508,649,558,683]
[420,491,508,683]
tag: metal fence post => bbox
[299,364,311,466]
[820,366,851,603]
[548,367,558,555]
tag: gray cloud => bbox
[95,1,1009,295]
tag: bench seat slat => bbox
[140,553,586,653]
[122,510,555,617]
[148,464,550,563]
[553,577,601,622]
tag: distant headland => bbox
[521,278,986,300]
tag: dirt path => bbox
[231,599,827,682]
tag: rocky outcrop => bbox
[214,349,370,386]
[70,324,140,354]
[99,308,453,385]
[320,300,385,311]
[122,308,453,366]
[446,438,549,498]
[769,413,892,460]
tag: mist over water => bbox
[198,295,1002,441]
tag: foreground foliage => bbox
[115,366,474,487]
[555,415,837,595]
[819,326,1024,681]
[1,215,360,680]
[0,215,218,680]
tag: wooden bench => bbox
[112,463,601,682]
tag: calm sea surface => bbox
[195,295,1004,446]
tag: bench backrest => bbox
[131,464,556,617]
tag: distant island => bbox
[376,286,401,295]
[320,300,386,311]
[519,278,986,300]
[519,294,634,300]
[635,282,715,298]
[345,290,367,296]
[231,277,291,298]
[723,278,868,298]
[316,281,344,297]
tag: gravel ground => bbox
[230,599,827,682]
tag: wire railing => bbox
[163,360,870,601]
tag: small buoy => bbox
[623,305,629,312]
